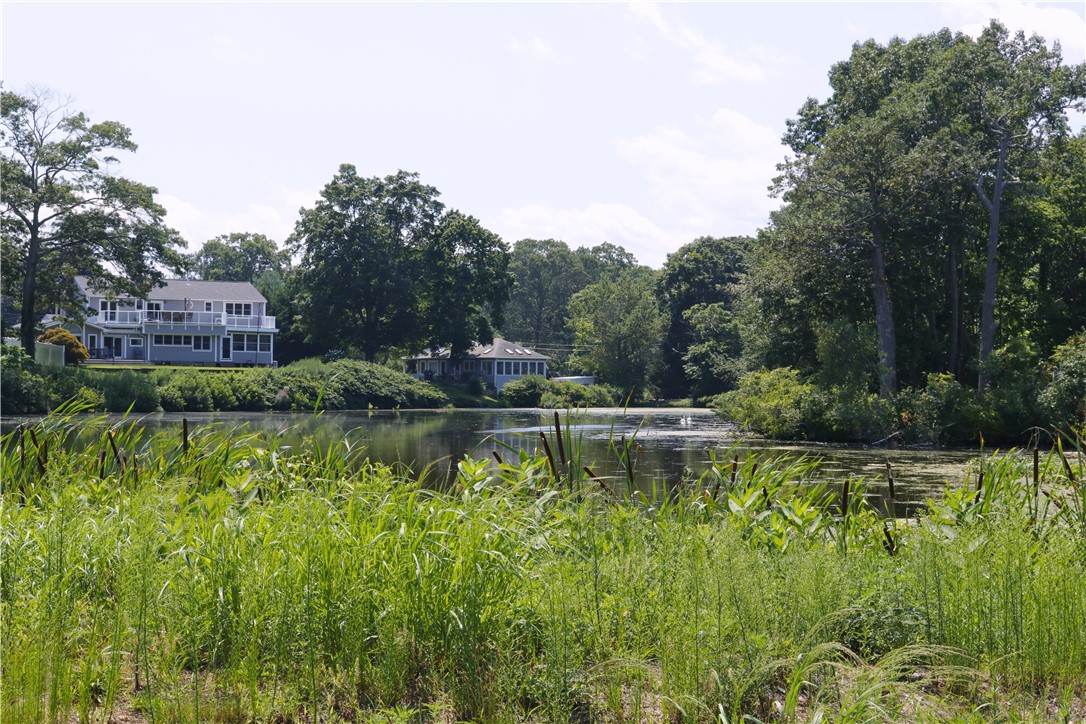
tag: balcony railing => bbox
[88,311,276,329]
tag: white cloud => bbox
[613,108,784,239]
[627,2,769,83]
[508,36,559,62]
[937,1,1085,61]
[491,107,785,268]
[159,187,319,251]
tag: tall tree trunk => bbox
[20,231,40,359]
[976,133,1009,393]
[947,232,961,380]
[869,225,898,396]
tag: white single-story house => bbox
[46,276,278,366]
[403,337,549,393]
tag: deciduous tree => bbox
[1,89,184,357]
[189,232,288,282]
[568,268,664,401]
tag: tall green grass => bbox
[2,406,1084,722]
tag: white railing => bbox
[87,311,276,329]
[224,315,276,329]
[93,311,144,325]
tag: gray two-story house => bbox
[56,277,278,366]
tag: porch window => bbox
[258,335,271,352]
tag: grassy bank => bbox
[1,348,448,414]
[2,408,1084,722]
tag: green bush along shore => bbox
[2,408,1084,722]
[0,348,448,414]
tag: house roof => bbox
[406,337,550,361]
[74,276,267,303]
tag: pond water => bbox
[4,408,981,516]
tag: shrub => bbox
[714,367,816,439]
[227,369,275,411]
[538,381,618,409]
[1039,334,1086,433]
[808,386,894,443]
[465,375,486,396]
[325,359,448,409]
[501,375,549,407]
[267,369,343,411]
[41,366,86,408]
[36,328,89,365]
[95,371,161,412]
[0,346,49,413]
[73,386,106,411]
[152,370,212,412]
[897,373,986,446]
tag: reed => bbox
[2,411,1084,722]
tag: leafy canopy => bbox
[1,88,184,356]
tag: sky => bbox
[3,2,1084,269]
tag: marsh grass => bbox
[2,406,1084,722]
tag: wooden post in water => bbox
[885,460,895,518]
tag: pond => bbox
[4,408,980,516]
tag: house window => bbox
[233,335,245,352]
[153,334,203,346]
[100,300,118,322]
[225,303,253,316]
[193,336,211,351]
[258,335,271,352]
[204,302,213,312]
[129,337,143,347]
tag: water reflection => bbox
[2,408,980,514]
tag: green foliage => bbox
[501,375,617,408]
[188,232,288,282]
[464,375,486,396]
[1,88,185,357]
[656,235,752,397]
[499,375,550,407]
[36,328,89,365]
[716,367,817,439]
[896,373,986,446]
[1040,333,1086,431]
[292,166,509,362]
[325,358,448,409]
[92,370,161,413]
[538,381,617,409]
[0,345,48,413]
[3,412,1084,721]
[151,369,212,412]
[681,302,742,399]
[568,269,664,402]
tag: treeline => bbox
[4,22,1083,441]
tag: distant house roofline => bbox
[404,337,550,361]
[73,276,267,303]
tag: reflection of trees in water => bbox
[23,409,977,502]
